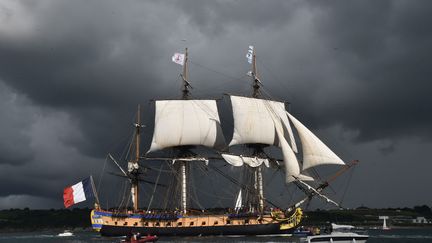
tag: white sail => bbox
[276,127,313,183]
[234,190,242,211]
[229,96,296,148]
[131,187,135,204]
[286,112,345,170]
[148,100,226,153]
[221,154,244,166]
[221,154,270,168]
[284,114,298,153]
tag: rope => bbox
[188,163,205,210]
[256,58,295,101]
[200,162,237,207]
[190,60,248,84]
[96,155,108,198]
[146,164,164,211]
[339,165,356,205]
[208,163,280,209]
[116,181,129,212]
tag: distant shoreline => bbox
[1,206,431,232]
[0,227,93,234]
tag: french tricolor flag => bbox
[63,177,94,208]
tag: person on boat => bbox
[125,232,133,241]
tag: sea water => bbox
[1,228,432,243]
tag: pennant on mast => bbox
[172,52,185,66]
[246,45,254,64]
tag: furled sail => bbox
[148,100,226,153]
[221,154,270,168]
[286,112,345,170]
[229,95,296,150]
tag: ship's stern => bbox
[90,209,103,232]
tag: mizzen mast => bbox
[130,104,142,211]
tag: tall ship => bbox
[89,46,357,237]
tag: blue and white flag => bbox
[246,45,254,64]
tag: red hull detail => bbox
[121,235,158,243]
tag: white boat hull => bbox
[305,233,368,243]
[58,232,73,237]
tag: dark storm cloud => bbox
[0,82,34,165]
[0,0,431,209]
[173,0,432,142]
[174,0,302,36]
[0,0,177,157]
[301,0,432,142]
[0,2,160,107]
[0,84,103,201]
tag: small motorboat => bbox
[293,226,314,237]
[57,230,73,237]
[304,223,369,243]
[120,234,158,243]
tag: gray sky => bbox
[0,0,431,209]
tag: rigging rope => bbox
[208,163,280,209]
[256,58,295,101]
[116,181,130,212]
[198,162,236,207]
[146,164,164,212]
[190,60,248,84]
[96,155,109,201]
[339,165,356,205]
[188,163,205,210]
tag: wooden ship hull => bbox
[91,208,303,236]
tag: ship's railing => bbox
[108,211,181,221]
[228,212,259,219]
[112,213,129,218]
[141,213,181,221]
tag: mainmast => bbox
[148,47,225,214]
[181,48,190,99]
[251,47,260,99]
[180,47,189,214]
[249,47,264,213]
